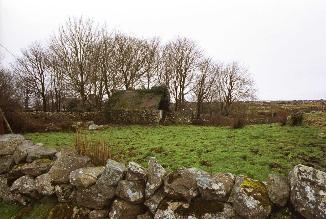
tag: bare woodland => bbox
[2,17,256,117]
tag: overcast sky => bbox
[1,0,325,100]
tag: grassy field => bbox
[24,124,326,181]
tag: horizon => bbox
[1,0,325,100]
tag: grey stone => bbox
[48,149,91,184]
[69,166,105,188]
[127,161,147,181]
[0,134,25,156]
[11,158,53,177]
[12,140,37,164]
[72,206,91,218]
[267,174,290,207]
[55,184,75,203]
[0,155,14,174]
[96,159,126,187]
[201,203,237,219]
[289,164,326,219]
[198,172,235,202]
[89,209,109,219]
[76,183,115,209]
[0,175,27,205]
[116,180,145,204]
[108,199,145,219]
[144,188,166,214]
[35,173,54,196]
[10,175,38,198]
[137,212,153,219]
[145,157,166,198]
[25,146,57,163]
[228,176,272,219]
[163,168,200,202]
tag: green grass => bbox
[24,124,326,181]
[0,198,57,219]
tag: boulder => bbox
[127,161,147,181]
[289,164,326,219]
[201,203,237,219]
[75,183,116,209]
[25,146,57,163]
[0,175,28,205]
[35,173,54,196]
[198,172,235,202]
[11,158,53,177]
[96,159,126,188]
[145,157,166,198]
[0,155,14,174]
[89,210,109,219]
[0,134,25,156]
[116,180,145,204]
[48,150,91,184]
[137,212,153,219]
[12,140,37,164]
[155,197,228,219]
[10,175,38,198]
[69,166,105,188]
[72,206,91,218]
[75,160,124,209]
[55,184,75,203]
[0,175,14,202]
[108,199,145,219]
[228,176,272,219]
[144,188,166,214]
[89,124,101,130]
[164,168,201,202]
[266,174,290,207]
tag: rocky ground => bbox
[0,134,325,219]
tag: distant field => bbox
[25,124,326,181]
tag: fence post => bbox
[0,107,13,134]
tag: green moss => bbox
[241,177,270,206]
[47,203,74,219]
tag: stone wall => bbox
[0,134,325,219]
[106,110,162,125]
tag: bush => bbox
[272,111,289,126]
[231,117,246,129]
[288,112,303,126]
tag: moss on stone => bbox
[47,203,74,219]
[240,177,270,206]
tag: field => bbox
[1,123,326,218]
[24,124,326,181]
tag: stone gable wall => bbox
[0,134,325,219]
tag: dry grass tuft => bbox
[74,129,111,165]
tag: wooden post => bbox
[0,107,13,134]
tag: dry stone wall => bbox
[0,134,325,219]
[105,110,162,125]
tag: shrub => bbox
[287,112,303,126]
[231,117,246,129]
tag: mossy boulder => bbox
[228,176,272,219]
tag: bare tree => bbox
[217,62,256,115]
[50,17,100,108]
[14,42,49,111]
[162,38,201,111]
[112,34,158,90]
[193,59,221,119]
